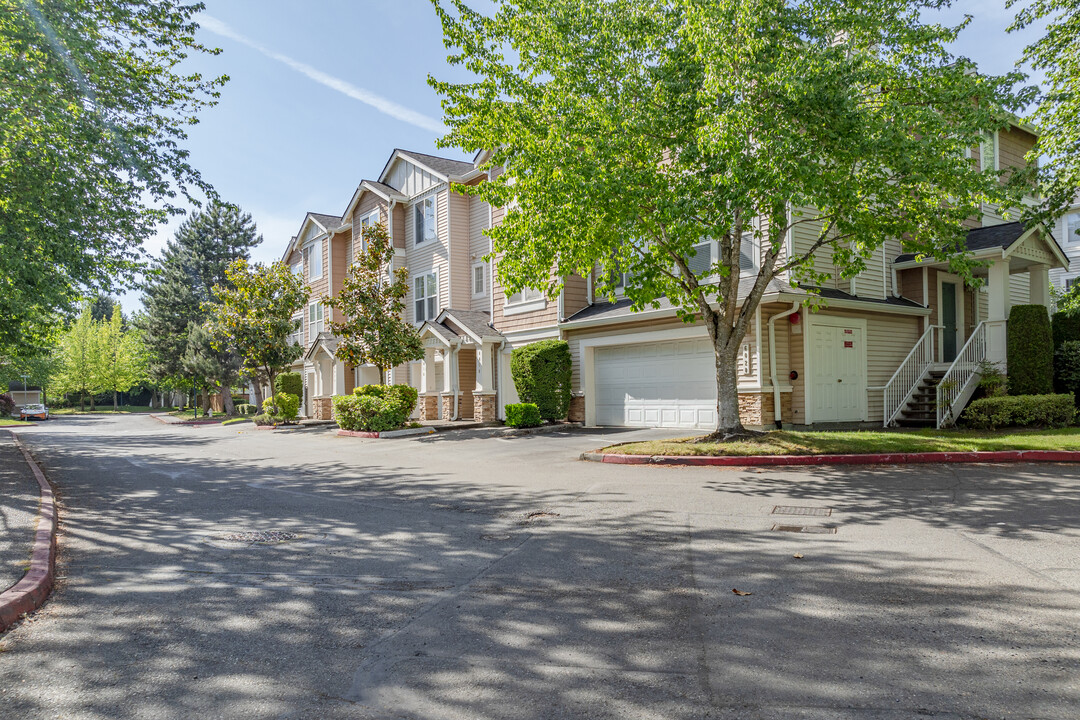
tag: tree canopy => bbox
[327,222,424,383]
[0,0,227,357]
[431,0,1029,435]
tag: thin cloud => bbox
[199,14,447,134]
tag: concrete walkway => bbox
[0,434,40,593]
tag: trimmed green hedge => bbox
[1055,341,1080,403]
[505,402,542,428]
[1052,311,1080,349]
[1007,305,1053,396]
[235,403,257,415]
[275,372,302,398]
[333,384,419,432]
[510,339,572,420]
[962,393,1076,430]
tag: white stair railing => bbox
[883,325,936,427]
[936,322,987,428]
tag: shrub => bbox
[231,395,247,406]
[505,402,542,428]
[333,384,419,432]
[275,372,303,398]
[235,403,257,416]
[510,339,572,420]
[274,393,300,423]
[976,361,1007,399]
[1007,305,1053,396]
[0,393,14,416]
[1052,311,1080,350]
[962,393,1076,430]
[1055,341,1080,403]
[252,413,278,426]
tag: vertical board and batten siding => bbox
[403,187,451,324]
[386,157,444,198]
[469,192,491,312]
[448,189,472,309]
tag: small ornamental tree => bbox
[1007,305,1054,395]
[431,0,1028,438]
[204,259,308,396]
[327,221,424,384]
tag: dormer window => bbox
[414,197,436,244]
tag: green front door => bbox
[942,282,958,362]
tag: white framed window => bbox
[472,263,487,297]
[685,232,758,278]
[287,313,304,347]
[414,271,438,323]
[1066,212,1080,246]
[308,302,324,336]
[980,131,999,172]
[507,286,544,305]
[291,260,303,278]
[414,197,437,245]
[1066,277,1080,291]
[359,210,380,255]
[305,239,323,279]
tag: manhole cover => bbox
[772,506,832,517]
[481,533,512,541]
[219,530,301,545]
[772,524,837,534]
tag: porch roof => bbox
[419,309,504,347]
[894,221,1068,272]
[302,332,338,361]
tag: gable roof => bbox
[894,221,1066,266]
[309,212,343,232]
[341,179,408,221]
[441,309,503,342]
[378,148,476,185]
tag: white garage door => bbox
[594,338,717,429]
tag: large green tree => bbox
[327,222,424,384]
[182,322,241,416]
[54,304,107,411]
[98,304,148,409]
[0,0,226,357]
[204,259,308,404]
[140,201,261,381]
[431,0,1028,436]
[1011,0,1080,219]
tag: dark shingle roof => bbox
[309,212,343,232]
[894,221,1028,264]
[396,149,475,178]
[442,309,503,340]
[799,285,926,309]
[362,180,404,198]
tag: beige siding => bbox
[999,126,1036,176]
[458,349,475,418]
[392,203,406,249]
[469,192,491,311]
[330,233,347,323]
[898,267,925,306]
[854,244,887,299]
[489,200,560,333]
[404,188,451,324]
[1010,272,1031,306]
[562,274,589,319]
[351,194,388,261]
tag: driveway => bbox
[1,415,1078,719]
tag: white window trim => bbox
[413,269,439,325]
[308,301,325,336]
[413,195,437,246]
[358,209,380,254]
[306,238,325,280]
[503,293,547,316]
[980,130,1000,172]
[472,262,488,298]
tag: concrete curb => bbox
[580,449,1080,467]
[149,413,223,427]
[0,432,58,632]
[338,427,435,439]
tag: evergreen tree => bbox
[140,201,261,382]
[182,323,241,416]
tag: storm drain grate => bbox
[772,524,837,534]
[772,505,832,517]
[219,530,301,545]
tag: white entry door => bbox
[594,338,717,429]
[809,321,865,423]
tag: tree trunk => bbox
[222,384,235,417]
[89,392,95,411]
[80,392,85,412]
[252,381,265,413]
[200,389,210,417]
[379,366,386,385]
[113,389,118,410]
[706,334,747,440]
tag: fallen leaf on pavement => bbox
[793,553,804,559]
[732,589,753,596]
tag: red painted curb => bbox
[338,429,379,438]
[0,432,58,632]
[586,449,1080,467]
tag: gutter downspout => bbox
[768,302,801,429]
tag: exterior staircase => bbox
[894,368,947,428]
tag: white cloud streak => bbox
[199,14,447,134]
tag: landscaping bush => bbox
[333,384,419,432]
[962,393,1076,430]
[975,361,1007,399]
[1007,305,1053,396]
[235,403,257,415]
[510,339,572,420]
[252,413,278,427]
[274,372,303,398]
[0,393,14,416]
[1052,311,1080,350]
[1055,341,1080,402]
[505,402,542,428]
[273,393,300,423]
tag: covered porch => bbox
[303,332,348,421]
[416,309,504,423]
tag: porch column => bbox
[441,346,459,420]
[1029,264,1050,309]
[986,259,1010,367]
[332,360,346,397]
[473,340,498,423]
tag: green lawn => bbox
[51,405,156,415]
[604,427,1080,456]
[0,418,33,427]
[221,417,251,426]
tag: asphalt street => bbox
[0,415,1077,719]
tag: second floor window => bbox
[287,314,304,347]
[291,261,303,278]
[305,239,323,279]
[1067,212,1080,245]
[685,233,758,277]
[308,302,324,336]
[414,197,436,245]
[359,210,379,256]
[473,263,487,297]
[414,272,438,323]
[507,286,544,305]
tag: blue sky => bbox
[119,0,1047,313]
